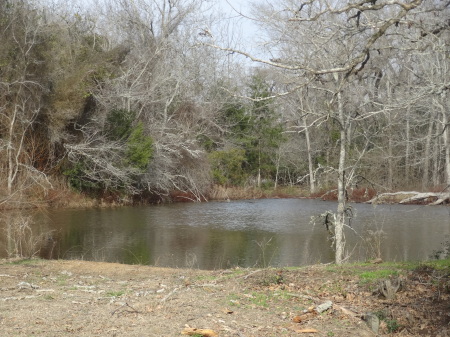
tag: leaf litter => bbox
[0,259,448,336]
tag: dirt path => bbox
[0,259,448,336]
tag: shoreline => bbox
[2,185,449,211]
[0,258,448,336]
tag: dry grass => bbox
[208,185,306,201]
[1,259,448,336]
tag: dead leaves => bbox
[294,328,319,333]
[290,301,334,334]
[222,308,233,315]
[292,311,317,323]
[181,328,218,337]
[292,300,333,323]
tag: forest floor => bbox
[0,259,449,337]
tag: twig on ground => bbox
[333,304,360,318]
[241,269,263,280]
[160,286,181,303]
[222,325,247,337]
[286,293,321,303]
[111,302,140,316]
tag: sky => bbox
[219,0,253,14]
[76,0,267,60]
[219,0,258,33]
[212,0,269,59]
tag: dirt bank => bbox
[0,259,448,336]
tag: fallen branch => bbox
[333,304,360,318]
[294,328,319,333]
[197,283,221,288]
[242,269,263,280]
[1,295,39,301]
[286,293,321,303]
[399,192,450,205]
[111,302,141,316]
[366,191,450,205]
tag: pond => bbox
[2,199,449,269]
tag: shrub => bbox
[126,122,153,171]
[209,148,247,186]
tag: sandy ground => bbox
[0,259,449,337]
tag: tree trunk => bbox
[387,113,393,190]
[303,115,316,194]
[274,148,281,190]
[432,123,441,186]
[441,97,450,186]
[386,82,394,190]
[442,114,450,186]
[335,89,346,265]
[422,115,434,189]
[405,104,411,184]
[257,140,261,188]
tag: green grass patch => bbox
[57,279,68,286]
[219,268,247,280]
[273,290,297,300]
[249,291,270,307]
[227,291,274,308]
[374,310,402,333]
[325,265,340,273]
[373,261,417,270]
[423,258,450,270]
[106,290,125,297]
[195,274,217,282]
[359,269,399,282]
[283,266,304,271]
[226,293,242,307]
[7,258,40,265]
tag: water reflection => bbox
[1,199,449,269]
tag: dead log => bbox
[399,192,450,205]
[366,191,418,204]
[366,191,450,205]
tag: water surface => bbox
[2,199,449,269]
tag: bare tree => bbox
[88,0,229,199]
[205,0,448,263]
[0,1,55,202]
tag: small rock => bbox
[363,312,380,334]
[135,290,155,297]
[315,300,333,313]
[17,282,39,290]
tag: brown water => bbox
[2,199,449,269]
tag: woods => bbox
[0,1,449,225]
[0,0,448,264]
